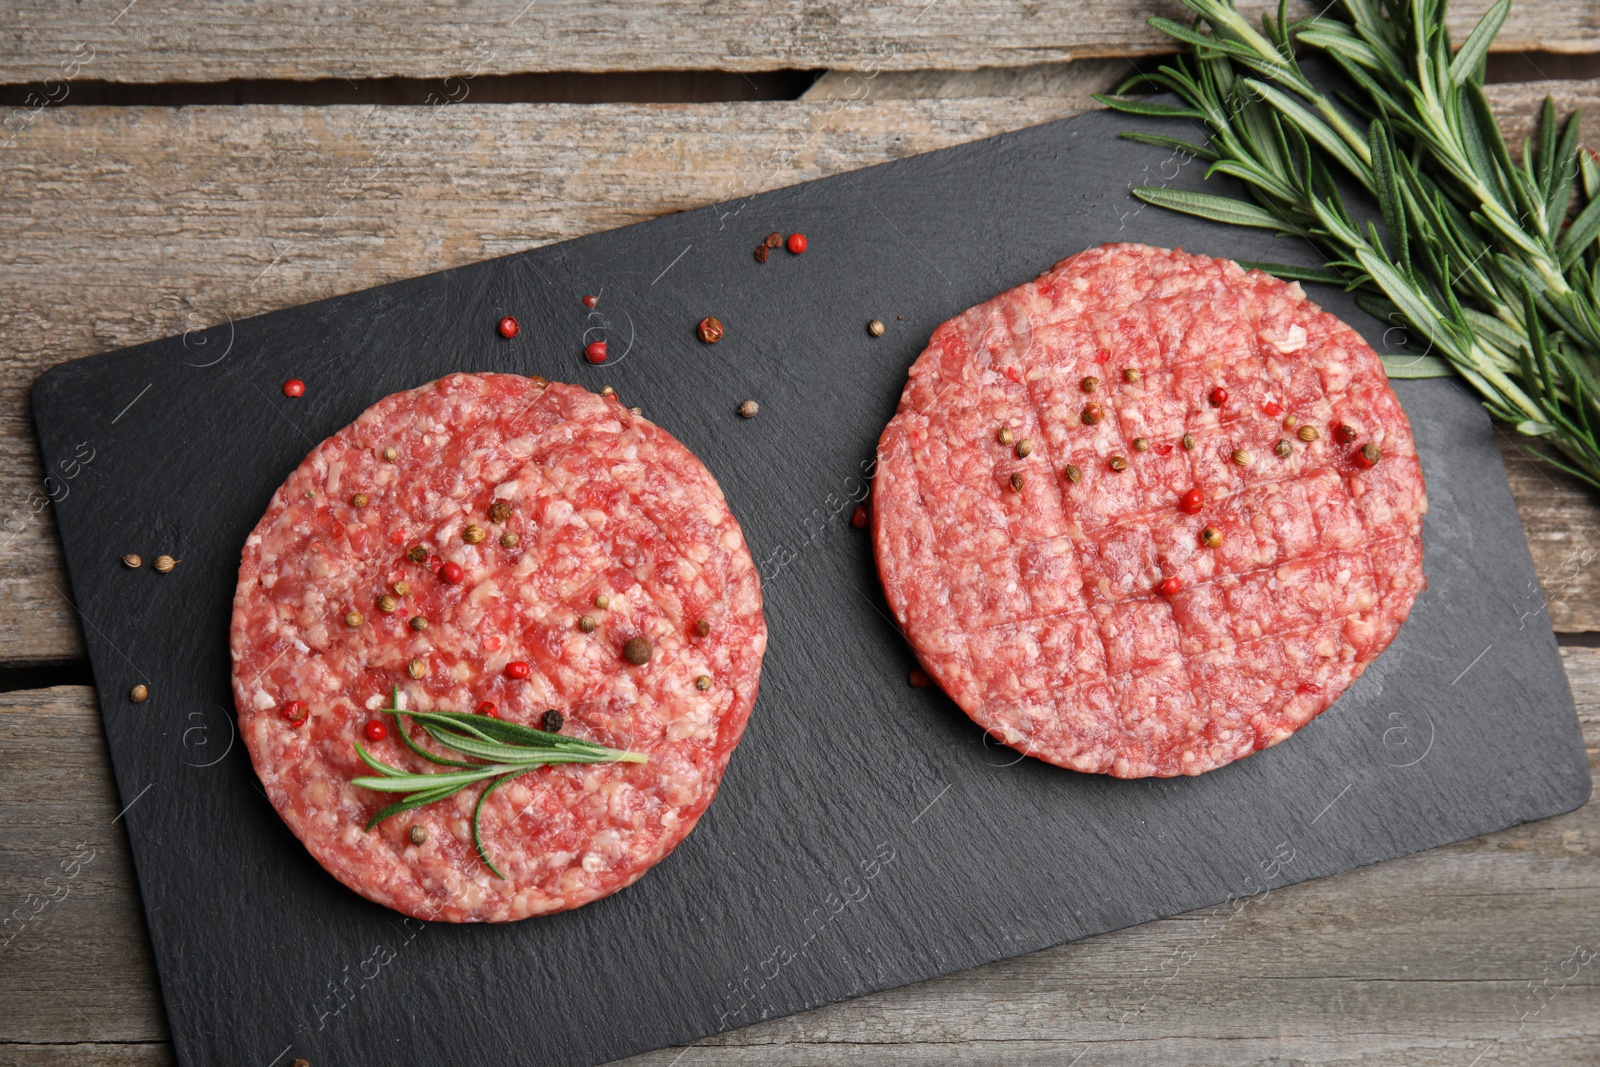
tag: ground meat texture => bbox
[231,374,766,921]
[872,244,1426,777]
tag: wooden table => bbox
[3,5,1598,1064]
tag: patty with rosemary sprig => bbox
[873,243,1426,776]
[231,373,767,922]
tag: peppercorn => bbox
[1209,387,1228,407]
[630,406,642,416]
[599,385,615,397]
[463,525,486,545]
[1014,438,1033,459]
[786,233,807,254]
[1357,441,1382,467]
[1298,425,1321,442]
[867,319,885,337]
[578,614,597,633]
[122,553,142,569]
[505,661,532,680]
[393,580,410,596]
[1336,423,1358,443]
[410,616,427,631]
[382,446,399,462]
[1133,437,1150,452]
[129,684,149,703]
[377,594,398,613]
[345,611,364,627]
[996,426,1014,445]
[764,231,782,248]
[1082,402,1105,425]
[1065,464,1083,483]
[754,243,770,263]
[738,400,759,418]
[1179,488,1203,514]
[282,701,309,726]
[697,317,725,343]
[408,825,428,846]
[407,658,427,679]
[540,709,565,733]
[1283,414,1300,430]
[1181,433,1195,451]
[1159,576,1181,597]
[440,561,465,584]
[351,492,369,508]
[623,637,653,665]
[589,594,608,611]
[363,719,388,743]
[407,545,428,563]
[694,619,711,637]
[585,340,608,364]
[501,532,520,548]
[1009,472,1025,492]
[282,379,306,398]
[1232,449,1252,466]
[1109,456,1128,472]
[1080,376,1099,393]
[488,500,512,523]
[1201,526,1223,548]
[1275,439,1293,458]
[498,316,519,339]
[153,555,177,574]
[1123,367,1141,383]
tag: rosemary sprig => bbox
[351,687,646,878]
[1096,0,1600,490]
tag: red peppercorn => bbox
[786,233,807,254]
[1263,401,1283,416]
[476,701,499,718]
[1208,386,1228,407]
[581,294,598,308]
[585,340,607,364]
[505,661,531,680]
[440,561,465,584]
[851,505,869,529]
[282,379,306,398]
[1159,576,1181,597]
[281,700,309,727]
[1178,488,1203,514]
[1354,441,1382,468]
[908,667,932,688]
[497,316,519,339]
[1095,349,1110,364]
[363,719,388,742]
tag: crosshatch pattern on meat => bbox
[873,244,1427,778]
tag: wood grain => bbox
[1,1,1595,86]
[3,81,1600,665]
[3,647,1595,1065]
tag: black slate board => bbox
[33,106,1591,1067]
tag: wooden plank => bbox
[3,648,1596,1064]
[0,2,1593,86]
[3,82,1600,664]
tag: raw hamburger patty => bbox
[231,373,766,922]
[873,243,1426,777]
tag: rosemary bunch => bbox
[1096,0,1600,489]
[352,687,645,878]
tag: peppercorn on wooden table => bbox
[4,5,1600,1064]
